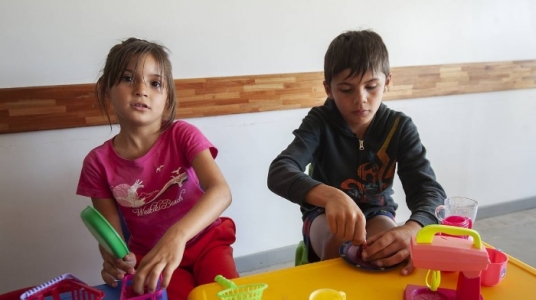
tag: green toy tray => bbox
[80,206,129,258]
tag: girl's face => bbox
[323,68,391,138]
[106,54,168,131]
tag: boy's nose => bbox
[353,92,367,104]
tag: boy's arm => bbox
[267,112,323,205]
[397,118,446,226]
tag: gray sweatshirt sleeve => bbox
[397,118,446,226]
[267,112,323,206]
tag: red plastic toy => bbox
[120,274,164,300]
[19,273,104,300]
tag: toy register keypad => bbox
[339,241,400,271]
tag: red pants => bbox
[135,217,239,300]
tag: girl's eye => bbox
[151,81,162,88]
[340,89,352,94]
[366,85,378,90]
[122,75,133,82]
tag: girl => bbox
[77,38,238,299]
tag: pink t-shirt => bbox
[77,121,219,255]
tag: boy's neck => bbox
[351,123,371,140]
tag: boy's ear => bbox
[323,81,333,99]
[384,73,392,92]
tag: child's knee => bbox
[167,268,196,300]
[195,245,238,284]
[366,214,397,236]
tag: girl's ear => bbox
[104,89,111,101]
[323,81,333,99]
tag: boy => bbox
[267,30,446,275]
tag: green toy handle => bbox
[215,275,237,289]
[415,224,483,249]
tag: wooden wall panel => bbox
[0,60,535,134]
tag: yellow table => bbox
[188,251,536,299]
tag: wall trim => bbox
[477,196,536,220]
[234,197,536,273]
[235,245,296,273]
[1,60,535,134]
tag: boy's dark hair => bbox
[95,37,177,131]
[324,30,390,84]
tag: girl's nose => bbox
[133,79,148,97]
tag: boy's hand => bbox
[132,234,186,295]
[361,221,421,275]
[99,244,136,287]
[324,191,367,246]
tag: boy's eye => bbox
[366,85,378,90]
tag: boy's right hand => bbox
[98,244,136,287]
[323,189,367,246]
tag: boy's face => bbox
[323,68,391,137]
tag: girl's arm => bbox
[91,198,124,238]
[91,198,136,287]
[133,148,231,294]
[166,148,232,242]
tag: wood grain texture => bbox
[1,60,535,134]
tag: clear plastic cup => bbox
[435,197,478,228]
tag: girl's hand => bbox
[361,221,421,275]
[98,244,136,287]
[131,235,186,295]
[323,188,367,246]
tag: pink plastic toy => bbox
[481,248,508,287]
[20,273,104,300]
[404,225,490,300]
[120,274,164,300]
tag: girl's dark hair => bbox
[95,37,176,131]
[324,30,390,84]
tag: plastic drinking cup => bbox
[441,215,472,239]
[442,215,471,228]
[481,248,508,287]
[435,197,479,228]
[309,289,346,300]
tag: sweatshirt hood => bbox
[314,98,388,138]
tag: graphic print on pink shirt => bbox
[113,167,188,208]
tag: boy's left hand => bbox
[361,221,421,275]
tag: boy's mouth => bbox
[353,109,370,116]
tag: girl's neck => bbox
[113,125,162,160]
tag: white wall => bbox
[1,0,536,293]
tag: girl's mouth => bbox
[131,103,149,109]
